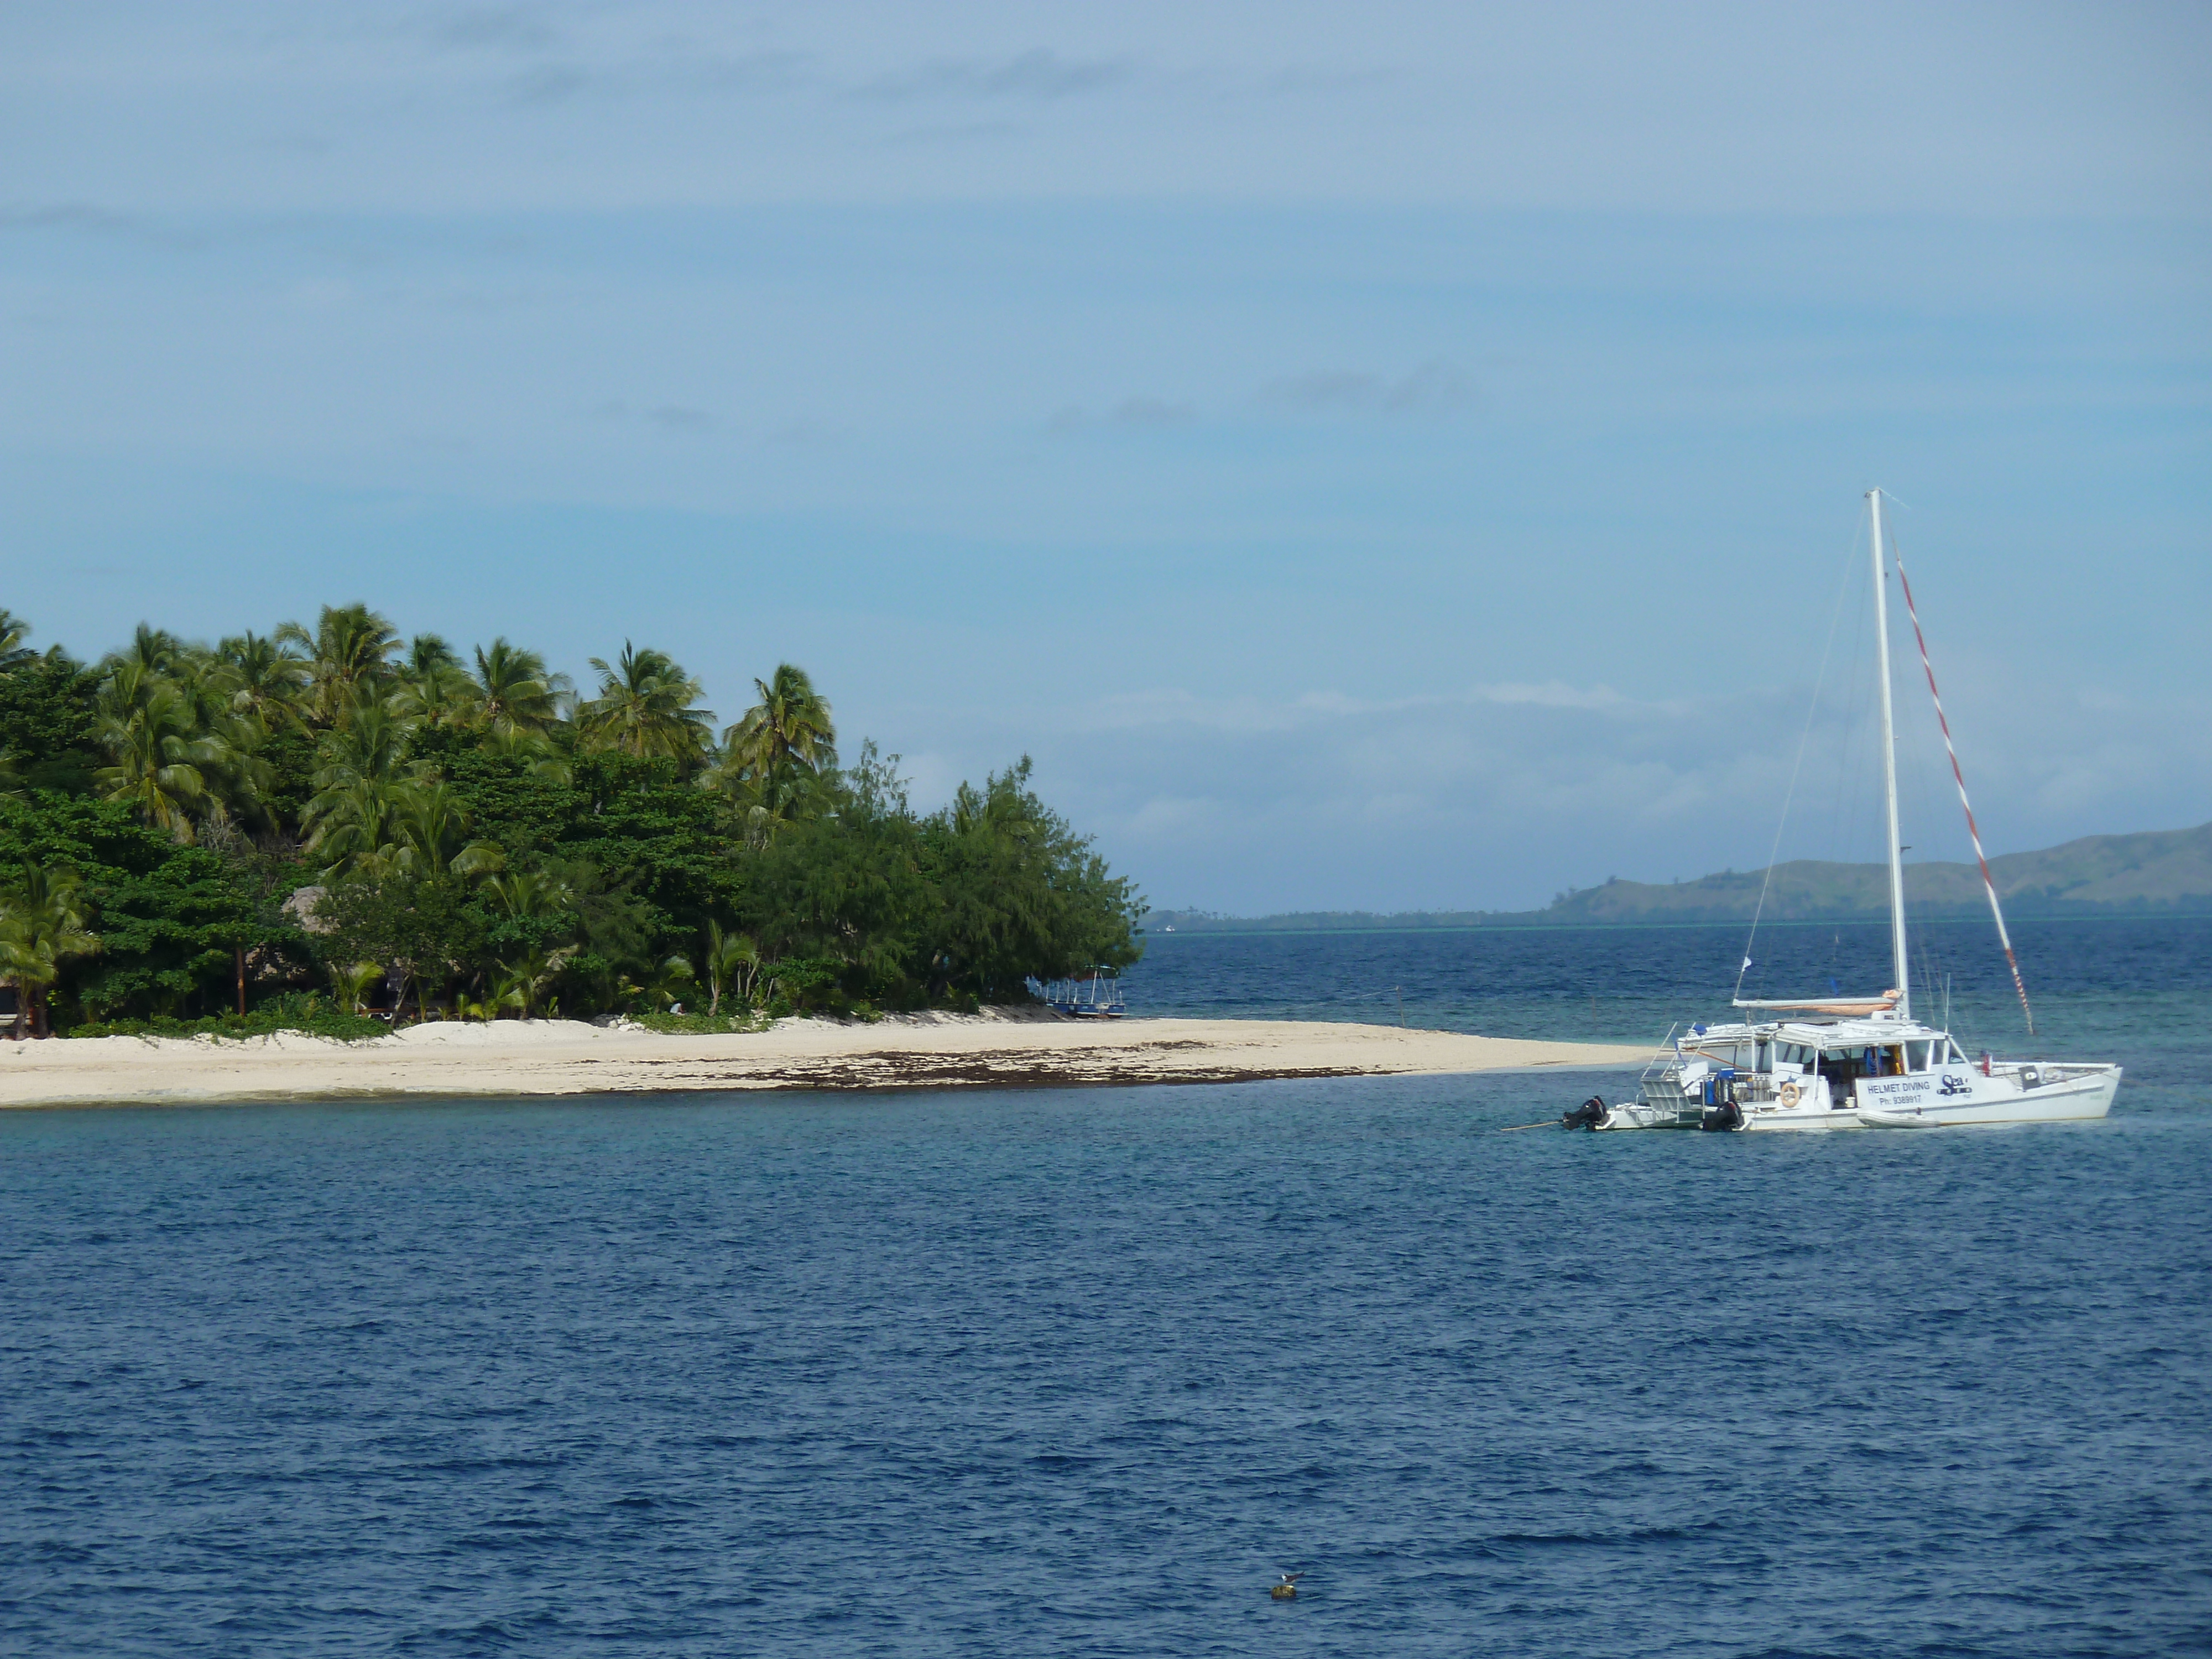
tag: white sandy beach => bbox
[0,1011,1647,1108]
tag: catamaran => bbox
[1585,490,2121,1133]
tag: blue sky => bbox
[4,2,2208,911]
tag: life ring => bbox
[1778,1081,1801,1108]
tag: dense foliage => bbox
[0,605,1140,1034]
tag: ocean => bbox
[4,919,2208,1656]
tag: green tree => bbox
[578,642,712,763]
[0,860,101,1037]
[91,665,226,842]
[494,945,575,1019]
[917,757,1143,1000]
[708,662,836,836]
[113,623,186,677]
[314,872,486,1020]
[0,793,309,1025]
[300,699,422,878]
[472,638,566,737]
[216,630,310,730]
[393,633,481,731]
[702,919,761,1014]
[331,958,382,1016]
[278,603,400,727]
[0,610,35,674]
[388,782,504,880]
[0,641,100,796]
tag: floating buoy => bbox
[1271,1572,1301,1600]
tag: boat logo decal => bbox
[1938,1073,1973,1097]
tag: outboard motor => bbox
[1561,1095,1608,1131]
[1699,1075,1744,1131]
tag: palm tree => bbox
[494,945,576,1019]
[0,610,38,674]
[0,862,101,1038]
[216,631,310,730]
[702,920,761,1015]
[706,662,836,833]
[114,623,186,676]
[393,634,481,730]
[578,642,712,763]
[472,638,566,737]
[91,665,225,842]
[482,867,577,924]
[331,959,383,1016]
[92,649,276,839]
[300,700,421,878]
[728,663,837,778]
[388,781,504,880]
[635,953,696,1013]
[479,721,573,785]
[277,603,400,727]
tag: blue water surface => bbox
[4,921,2210,1656]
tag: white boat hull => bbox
[1739,1099,1865,1133]
[1857,1065,2120,1128]
[1594,1099,1694,1131]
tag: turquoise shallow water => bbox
[3,920,2209,1656]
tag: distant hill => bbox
[1146,821,2212,933]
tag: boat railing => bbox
[1637,1023,1682,1087]
[1032,971,1127,1019]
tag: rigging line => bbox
[1735,508,1864,1002]
[1890,532,2035,1037]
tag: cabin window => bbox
[1817,1048,1875,1085]
[1905,1041,1930,1072]
[1755,1041,1771,1072]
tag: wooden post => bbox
[236,945,247,1017]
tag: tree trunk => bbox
[236,946,247,1017]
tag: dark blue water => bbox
[5,921,2210,1656]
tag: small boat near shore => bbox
[1037,969,1127,1019]
[1579,489,2120,1133]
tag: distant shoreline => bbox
[0,1012,1647,1109]
[1145,821,2212,935]
[1142,911,2212,940]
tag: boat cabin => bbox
[1635,1011,1968,1125]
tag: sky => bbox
[3,2,2208,912]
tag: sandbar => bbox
[0,1010,1647,1108]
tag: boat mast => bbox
[1869,488,1911,1019]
